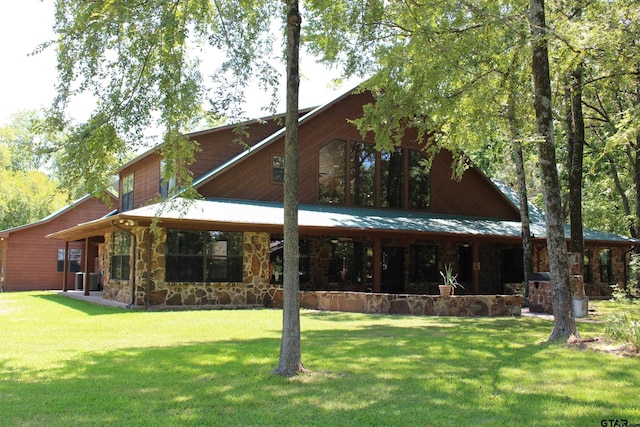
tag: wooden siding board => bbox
[2,197,114,291]
[197,91,519,220]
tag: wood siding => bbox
[2,196,115,291]
[118,117,287,210]
[197,91,519,220]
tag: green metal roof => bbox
[121,198,638,244]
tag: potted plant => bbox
[439,263,463,296]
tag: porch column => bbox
[373,236,381,292]
[62,241,69,292]
[472,241,480,294]
[83,237,90,296]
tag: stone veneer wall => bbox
[142,230,281,307]
[102,231,134,305]
[269,290,521,317]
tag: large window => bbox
[166,230,243,282]
[409,150,431,209]
[319,139,346,203]
[599,248,612,283]
[380,149,404,208]
[57,248,82,273]
[409,245,438,282]
[121,173,134,211]
[111,232,131,280]
[350,142,376,206]
[318,139,430,210]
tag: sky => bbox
[0,1,360,127]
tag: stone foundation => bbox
[269,290,521,317]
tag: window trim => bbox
[110,232,131,280]
[165,229,244,283]
[57,248,82,273]
[121,173,134,212]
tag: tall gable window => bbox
[409,150,431,209]
[350,142,376,206]
[111,232,131,280]
[380,149,404,208]
[121,174,134,211]
[319,139,346,203]
[159,159,177,198]
[165,230,243,282]
[318,139,431,210]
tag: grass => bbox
[1,292,639,426]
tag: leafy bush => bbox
[604,311,640,352]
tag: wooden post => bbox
[62,241,69,292]
[83,237,90,296]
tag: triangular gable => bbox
[191,85,359,189]
[0,192,117,237]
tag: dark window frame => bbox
[111,232,131,280]
[599,248,612,283]
[165,230,243,283]
[318,139,430,210]
[272,155,285,183]
[121,173,134,212]
[56,248,82,273]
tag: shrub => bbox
[604,311,640,352]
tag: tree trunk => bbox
[273,0,305,377]
[528,0,578,341]
[507,92,534,295]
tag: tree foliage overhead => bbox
[44,0,282,196]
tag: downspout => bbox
[111,220,137,307]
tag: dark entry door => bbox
[381,247,405,293]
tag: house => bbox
[0,194,117,292]
[46,89,637,312]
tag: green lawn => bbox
[1,292,638,426]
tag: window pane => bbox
[409,245,438,282]
[409,150,431,209]
[272,155,284,182]
[319,140,346,204]
[57,249,65,272]
[328,241,368,283]
[166,255,204,282]
[380,149,404,208]
[350,142,376,206]
[69,249,82,273]
[122,174,134,211]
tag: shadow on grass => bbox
[32,293,126,316]
[2,314,636,426]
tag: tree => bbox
[273,1,305,376]
[528,0,577,339]
[46,0,305,375]
[0,112,68,230]
[306,1,578,337]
